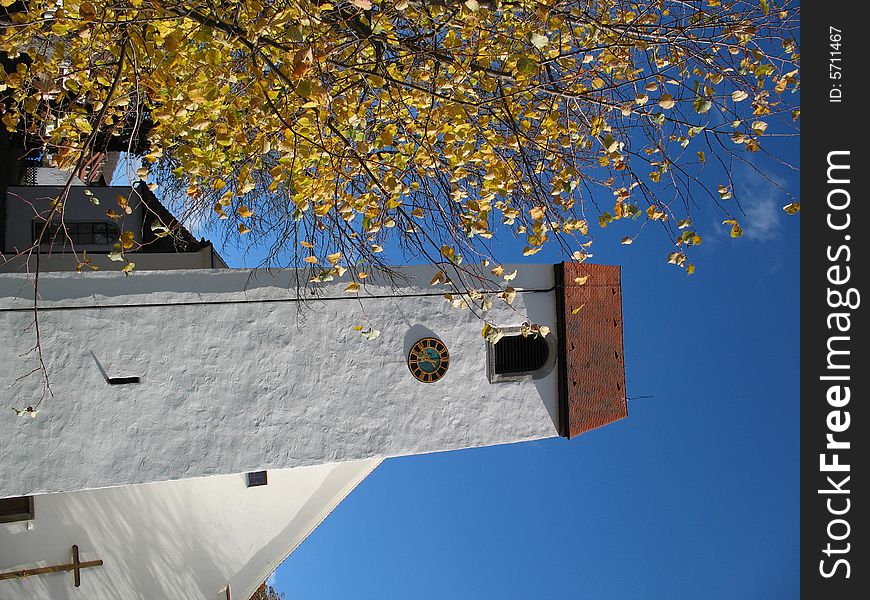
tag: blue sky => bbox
[204,140,799,598]
[121,61,800,594]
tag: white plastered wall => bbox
[0,459,380,600]
[0,266,560,498]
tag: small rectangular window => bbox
[246,471,268,487]
[0,496,34,523]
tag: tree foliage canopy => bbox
[2,0,799,284]
[247,581,285,600]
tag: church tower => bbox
[0,262,625,498]
[0,262,625,599]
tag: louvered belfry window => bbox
[493,334,549,375]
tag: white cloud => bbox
[742,196,780,240]
[733,167,789,241]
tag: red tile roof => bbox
[558,263,628,438]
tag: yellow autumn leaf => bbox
[782,202,800,215]
[238,205,254,218]
[238,223,251,234]
[300,240,314,248]
[500,287,517,305]
[574,276,588,285]
[327,251,342,265]
[303,255,318,263]
[481,323,504,343]
[491,265,505,277]
[345,282,360,293]
[120,230,135,249]
[116,195,132,214]
[646,206,666,220]
[723,219,743,238]
[571,304,585,314]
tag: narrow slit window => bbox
[108,376,140,385]
[246,471,268,487]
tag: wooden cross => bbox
[0,545,103,587]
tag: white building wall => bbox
[0,246,220,273]
[0,266,560,498]
[4,186,144,255]
[3,186,225,272]
[0,459,380,600]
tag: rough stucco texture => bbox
[561,263,628,438]
[0,266,561,497]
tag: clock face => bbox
[408,337,450,383]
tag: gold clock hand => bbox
[417,349,436,366]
